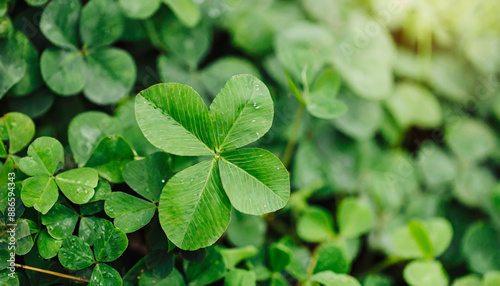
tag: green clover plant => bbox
[39,0,136,105]
[19,137,99,214]
[135,74,291,250]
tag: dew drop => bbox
[161,179,165,183]
[256,106,260,109]
[252,120,255,122]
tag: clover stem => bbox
[297,243,321,286]
[15,263,90,282]
[361,256,407,276]
[282,103,305,168]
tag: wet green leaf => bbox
[58,236,95,270]
[105,192,156,233]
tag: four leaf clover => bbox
[135,74,291,250]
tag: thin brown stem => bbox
[15,264,89,283]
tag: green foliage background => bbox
[1,0,500,285]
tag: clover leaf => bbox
[390,218,453,259]
[0,112,35,155]
[85,135,134,183]
[39,0,136,105]
[136,74,290,250]
[19,137,99,213]
[403,260,448,286]
[89,263,123,286]
[118,0,200,27]
[0,31,27,99]
[104,192,156,233]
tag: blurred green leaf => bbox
[225,269,256,286]
[85,135,134,183]
[185,247,226,286]
[462,223,500,274]
[123,152,172,202]
[39,0,80,49]
[269,243,291,273]
[403,260,448,286]
[297,207,335,243]
[119,0,161,19]
[83,48,136,105]
[80,0,124,49]
[338,198,374,238]
[226,209,267,248]
[40,48,86,95]
[0,112,35,154]
[310,271,361,286]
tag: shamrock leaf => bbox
[0,112,35,154]
[39,0,81,50]
[93,219,128,262]
[403,260,448,286]
[41,204,79,240]
[275,23,334,85]
[306,68,347,120]
[135,83,214,156]
[118,0,161,19]
[79,0,124,49]
[159,15,210,69]
[21,176,58,215]
[163,0,201,28]
[39,0,136,105]
[297,207,335,243]
[159,159,230,250]
[85,135,134,183]
[390,218,453,259]
[137,74,290,250]
[0,32,27,98]
[55,167,99,204]
[337,198,374,239]
[37,229,62,259]
[269,243,292,272]
[210,76,273,151]
[89,264,123,286]
[19,137,64,177]
[122,152,173,202]
[68,111,120,165]
[104,192,156,233]
[219,148,289,215]
[310,271,361,286]
[40,48,86,95]
[185,247,226,285]
[58,235,94,270]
